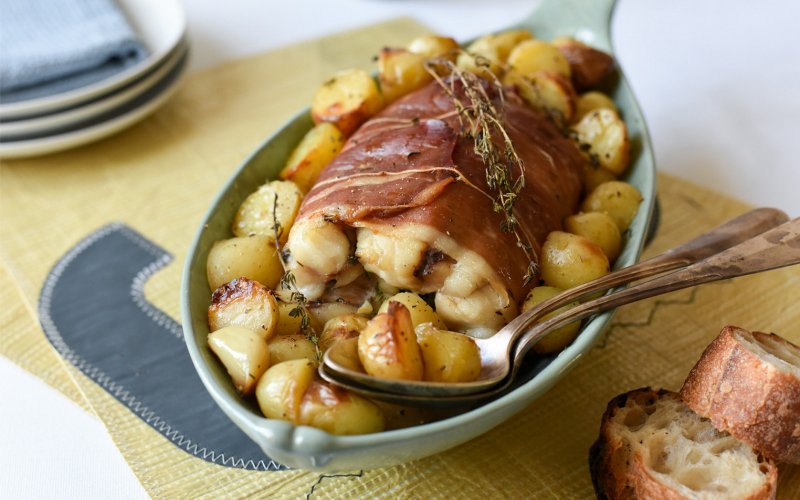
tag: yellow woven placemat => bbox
[1,18,798,500]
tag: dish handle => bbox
[516,0,618,52]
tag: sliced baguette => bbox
[590,388,777,500]
[680,326,800,464]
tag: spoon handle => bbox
[512,216,800,365]
[494,208,788,350]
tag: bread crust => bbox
[590,388,671,500]
[680,326,800,464]
[590,387,778,500]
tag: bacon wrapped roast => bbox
[285,79,584,337]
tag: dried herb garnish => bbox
[272,194,319,356]
[424,52,538,285]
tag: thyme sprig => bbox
[272,194,319,356]
[424,52,538,285]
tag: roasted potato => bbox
[507,40,571,79]
[571,108,630,176]
[232,180,303,244]
[306,300,360,328]
[208,326,270,395]
[581,181,643,232]
[492,29,534,61]
[573,91,617,123]
[456,30,534,78]
[457,35,503,78]
[521,286,581,353]
[206,235,284,291]
[298,381,384,435]
[273,300,322,337]
[407,35,459,62]
[311,69,383,137]
[564,212,622,262]
[267,334,319,366]
[505,71,577,123]
[377,291,447,330]
[279,123,344,194]
[208,278,279,339]
[319,314,369,354]
[540,231,610,291]
[378,48,434,104]
[551,37,614,92]
[358,302,424,381]
[256,358,316,422]
[582,163,617,195]
[415,322,481,383]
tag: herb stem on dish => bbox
[424,52,538,285]
[272,194,320,357]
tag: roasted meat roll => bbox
[284,79,584,337]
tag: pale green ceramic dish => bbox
[181,0,656,471]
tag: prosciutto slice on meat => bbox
[285,78,584,336]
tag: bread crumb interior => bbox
[610,391,770,499]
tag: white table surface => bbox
[2,0,798,498]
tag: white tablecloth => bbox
[2,0,798,498]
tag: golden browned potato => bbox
[457,35,503,78]
[407,35,459,61]
[377,292,447,330]
[551,37,614,92]
[206,235,284,291]
[564,212,622,262]
[279,123,344,194]
[311,69,383,137]
[540,231,610,291]
[319,314,369,354]
[232,180,304,244]
[507,40,571,79]
[571,108,630,176]
[358,302,424,380]
[581,181,643,232]
[208,326,270,395]
[378,48,434,104]
[521,286,581,353]
[505,71,577,123]
[573,91,617,123]
[256,359,316,422]
[267,334,319,367]
[208,278,279,339]
[415,322,481,383]
[492,29,534,61]
[298,381,385,435]
[582,163,617,195]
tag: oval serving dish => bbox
[181,0,656,472]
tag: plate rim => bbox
[0,48,188,159]
[0,0,187,120]
[0,38,187,138]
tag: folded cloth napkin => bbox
[0,0,148,104]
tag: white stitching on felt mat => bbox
[38,222,284,474]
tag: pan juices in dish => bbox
[203,30,643,435]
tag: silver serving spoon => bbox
[320,208,795,407]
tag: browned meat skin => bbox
[297,78,584,301]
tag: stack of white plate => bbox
[0,0,188,159]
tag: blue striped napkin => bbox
[0,0,148,104]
